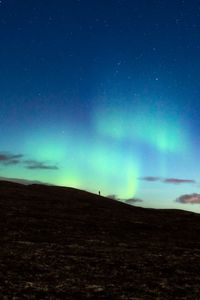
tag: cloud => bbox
[107,195,143,206]
[24,160,59,170]
[125,198,143,205]
[0,151,59,171]
[107,194,119,200]
[139,176,161,182]
[176,194,200,204]
[0,152,23,165]
[139,176,195,185]
[163,178,195,184]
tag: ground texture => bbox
[1,181,200,299]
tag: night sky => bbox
[1,0,200,212]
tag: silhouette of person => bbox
[98,190,101,196]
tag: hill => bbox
[1,180,200,299]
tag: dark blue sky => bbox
[1,0,200,211]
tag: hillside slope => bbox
[1,181,200,299]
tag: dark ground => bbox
[1,180,200,299]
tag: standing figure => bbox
[98,190,101,196]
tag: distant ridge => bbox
[1,180,200,299]
[0,176,50,186]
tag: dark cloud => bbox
[139,176,195,185]
[163,178,195,184]
[107,195,143,205]
[0,152,59,170]
[24,160,59,170]
[139,176,161,182]
[125,198,143,205]
[107,194,119,200]
[0,152,23,165]
[176,194,200,204]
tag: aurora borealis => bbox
[1,0,200,212]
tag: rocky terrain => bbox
[1,180,200,299]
